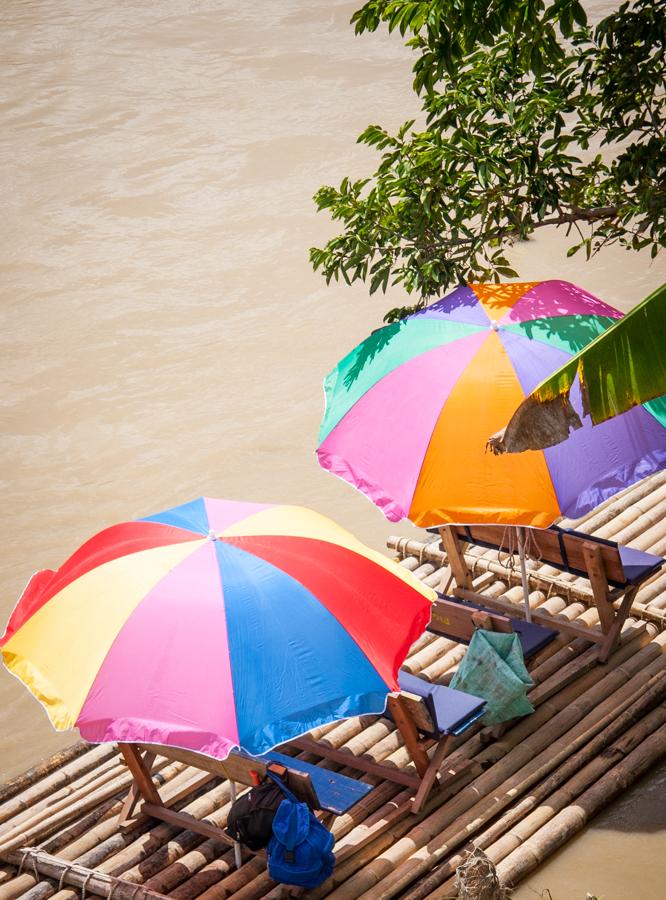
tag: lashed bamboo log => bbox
[0,760,128,839]
[195,856,267,900]
[169,851,239,900]
[0,760,200,900]
[0,746,117,827]
[13,766,228,900]
[1,849,170,900]
[389,537,599,606]
[495,722,666,889]
[0,768,138,855]
[0,744,91,809]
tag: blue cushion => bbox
[397,670,486,735]
[509,618,558,657]
[617,544,664,585]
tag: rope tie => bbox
[58,862,72,891]
[80,871,93,900]
[107,883,117,900]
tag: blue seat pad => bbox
[617,544,664,585]
[398,670,486,735]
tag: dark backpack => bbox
[265,771,335,889]
[225,777,284,851]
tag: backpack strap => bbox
[265,768,299,804]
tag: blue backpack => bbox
[265,771,335,889]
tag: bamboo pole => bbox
[2,849,171,900]
[168,850,238,900]
[0,760,195,900]
[0,744,92,808]
[195,857,267,900]
[495,722,666,889]
[0,760,128,838]
[0,746,117,827]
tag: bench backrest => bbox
[136,742,320,809]
[443,524,662,589]
[429,595,513,642]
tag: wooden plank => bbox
[396,691,437,735]
[141,802,236,846]
[386,695,431,779]
[135,743,263,784]
[118,749,155,825]
[134,743,319,809]
[582,541,615,633]
[439,527,474,590]
[429,596,512,642]
[453,588,606,645]
[288,738,422,789]
[452,524,627,585]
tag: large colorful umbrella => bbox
[1,498,433,759]
[317,280,666,529]
[490,282,666,453]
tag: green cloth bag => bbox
[449,630,534,725]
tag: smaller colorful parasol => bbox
[1,498,433,759]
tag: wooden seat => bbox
[430,523,664,662]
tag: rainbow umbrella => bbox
[1,498,433,759]
[317,280,666,529]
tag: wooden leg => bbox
[411,735,453,814]
[439,527,474,591]
[118,749,156,824]
[118,744,162,806]
[582,542,615,633]
[597,587,638,663]
[386,695,431,779]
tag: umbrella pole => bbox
[517,527,532,622]
[229,781,242,870]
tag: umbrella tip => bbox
[207,529,217,541]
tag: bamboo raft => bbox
[2,471,666,899]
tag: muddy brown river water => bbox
[1,2,664,896]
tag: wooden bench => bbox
[428,593,557,659]
[433,523,664,662]
[117,741,373,850]
[290,677,485,814]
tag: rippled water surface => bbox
[1,2,664,896]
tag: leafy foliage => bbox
[310,0,665,320]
